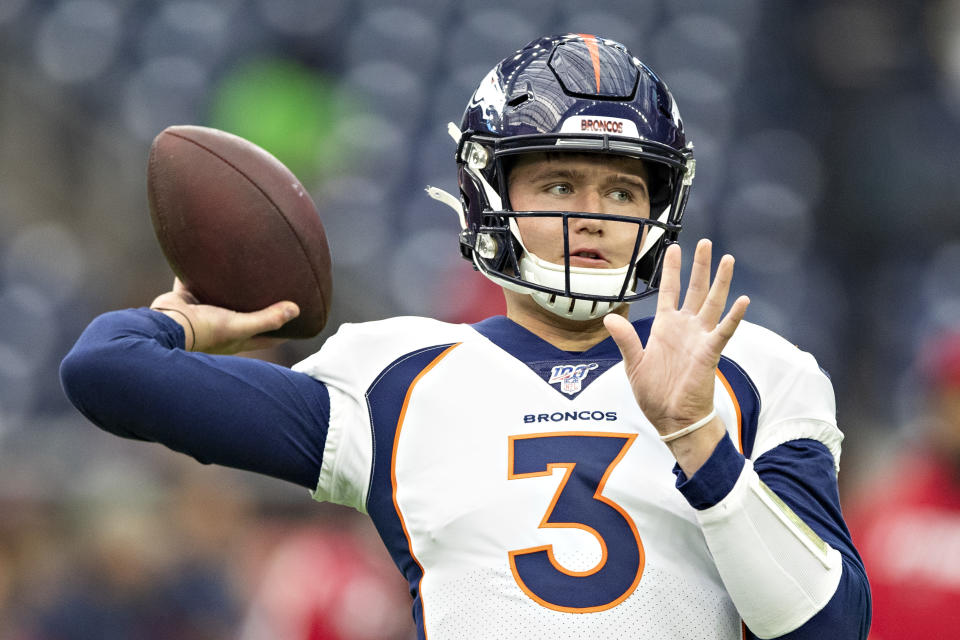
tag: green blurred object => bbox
[208,58,349,183]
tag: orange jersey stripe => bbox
[716,368,744,453]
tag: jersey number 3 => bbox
[508,432,645,613]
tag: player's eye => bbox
[546,183,572,196]
[608,189,634,202]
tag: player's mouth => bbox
[568,248,608,267]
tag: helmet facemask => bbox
[447,132,692,321]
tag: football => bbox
[147,125,332,339]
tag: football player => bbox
[61,34,870,639]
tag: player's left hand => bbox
[604,239,750,439]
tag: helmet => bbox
[428,33,695,321]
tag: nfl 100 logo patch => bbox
[549,363,599,395]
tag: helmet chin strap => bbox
[508,218,636,321]
[519,253,631,321]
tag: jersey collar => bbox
[470,315,653,399]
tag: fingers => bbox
[709,295,750,352]
[718,295,750,338]
[656,243,682,313]
[668,238,735,329]
[656,239,746,354]
[235,301,300,337]
[699,253,735,327]
[603,313,645,368]
[681,239,712,313]
[230,303,299,353]
[202,301,299,354]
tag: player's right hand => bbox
[150,278,299,354]
[604,240,749,475]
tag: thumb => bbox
[603,313,645,368]
[233,301,300,336]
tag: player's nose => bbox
[571,212,604,235]
[570,192,606,233]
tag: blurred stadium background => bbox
[1,0,960,637]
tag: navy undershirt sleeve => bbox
[672,437,870,639]
[60,308,329,490]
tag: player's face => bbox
[507,153,651,269]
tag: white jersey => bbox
[293,315,842,640]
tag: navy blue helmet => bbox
[429,33,694,321]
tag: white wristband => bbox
[659,408,717,443]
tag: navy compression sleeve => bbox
[674,437,870,639]
[752,441,871,639]
[60,308,329,490]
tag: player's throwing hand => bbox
[150,278,299,354]
[604,239,750,444]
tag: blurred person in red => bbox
[848,329,960,638]
[240,517,413,640]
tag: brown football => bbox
[147,125,332,339]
